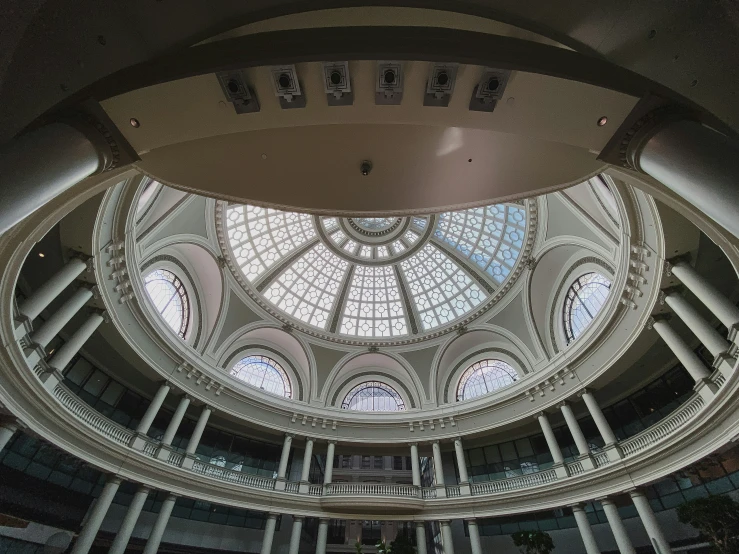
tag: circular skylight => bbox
[221,202,530,343]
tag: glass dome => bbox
[222,201,530,342]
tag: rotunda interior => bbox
[1,4,739,554]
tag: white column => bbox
[629,489,673,554]
[323,442,336,484]
[0,122,110,235]
[288,516,304,554]
[315,518,329,554]
[559,402,591,456]
[580,390,618,445]
[671,260,739,329]
[300,438,314,482]
[629,118,739,239]
[453,438,469,483]
[70,475,121,554]
[18,257,87,320]
[277,434,293,479]
[440,520,455,554]
[136,382,171,435]
[432,441,445,486]
[536,412,564,464]
[571,503,601,554]
[260,513,279,554]
[467,519,482,554]
[600,498,636,554]
[664,291,730,357]
[185,405,212,454]
[47,311,104,371]
[30,287,92,348]
[652,318,711,381]
[410,443,421,487]
[108,485,150,554]
[415,522,428,554]
[160,395,190,445]
[142,493,177,554]
[0,420,20,452]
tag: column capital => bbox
[318,517,331,524]
[304,436,316,443]
[534,410,548,420]
[0,418,24,432]
[464,517,478,524]
[407,441,419,447]
[165,493,179,501]
[326,439,337,446]
[284,432,295,440]
[293,515,305,523]
[267,512,280,519]
[595,496,614,506]
[577,388,592,398]
[625,487,646,498]
[107,475,124,486]
[568,502,587,511]
[438,519,452,525]
[453,436,464,444]
[203,404,215,414]
[557,400,570,409]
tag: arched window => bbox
[341,381,406,411]
[456,359,518,401]
[143,269,190,338]
[230,355,292,398]
[563,272,612,344]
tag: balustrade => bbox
[325,482,419,497]
[445,485,461,497]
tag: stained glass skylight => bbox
[222,201,528,340]
[435,204,526,284]
[340,265,407,337]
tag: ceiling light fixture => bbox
[597,116,608,126]
[38,252,45,258]
[129,118,140,128]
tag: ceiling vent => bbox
[424,63,458,107]
[375,61,403,105]
[215,71,260,114]
[323,61,353,106]
[469,69,511,112]
[270,65,306,109]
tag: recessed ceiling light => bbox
[38,252,45,258]
[597,116,608,127]
[130,118,140,128]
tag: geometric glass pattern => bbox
[224,202,527,339]
[341,381,406,411]
[400,244,485,331]
[435,204,526,284]
[352,217,396,230]
[230,355,292,398]
[226,204,316,282]
[263,244,349,329]
[143,269,190,338]
[456,359,518,401]
[563,272,612,343]
[340,265,407,337]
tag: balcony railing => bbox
[43,364,723,504]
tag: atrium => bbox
[0,3,738,554]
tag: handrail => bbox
[191,461,277,490]
[325,483,419,497]
[308,484,323,496]
[471,469,557,494]
[445,485,461,498]
[619,394,705,457]
[52,385,134,446]
[567,460,585,476]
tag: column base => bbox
[694,377,719,402]
[714,352,736,380]
[38,368,63,392]
[155,444,175,462]
[603,442,624,462]
[458,482,471,496]
[728,322,739,350]
[274,477,287,491]
[577,454,596,471]
[298,481,311,494]
[181,453,198,469]
[553,462,570,479]
[435,484,447,498]
[13,316,31,340]
[23,345,43,368]
[129,432,149,451]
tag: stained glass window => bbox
[435,204,526,284]
[230,355,292,398]
[341,381,406,411]
[340,265,407,337]
[457,359,518,401]
[263,244,349,329]
[563,272,612,343]
[400,244,485,331]
[226,205,315,282]
[144,269,189,338]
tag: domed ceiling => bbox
[217,201,534,344]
